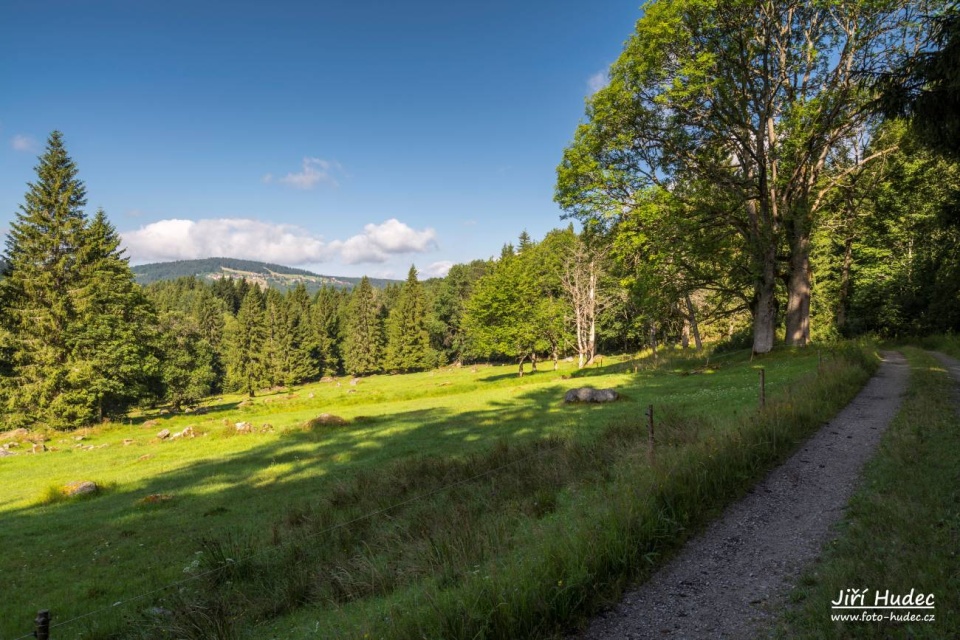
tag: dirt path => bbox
[577,351,909,639]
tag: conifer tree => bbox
[385,266,432,372]
[284,283,317,382]
[224,287,267,396]
[0,132,91,427]
[67,210,160,422]
[312,285,344,375]
[158,310,217,411]
[343,276,383,376]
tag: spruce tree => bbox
[224,287,267,396]
[67,210,160,423]
[343,276,383,376]
[284,284,317,383]
[1,132,90,427]
[311,285,344,375]
[385,266,432,372]
[158,310,217,411]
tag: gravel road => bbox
[577,351,909,639]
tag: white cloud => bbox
[264,157,341,190]
[587,69,609,95]
[11,134,38,152]
[121,217,438,266]
[329,218,438,264]
[422,261,454,278]
[122,218,329,265]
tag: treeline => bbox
[0,133,663,431]
[4,106,958,431]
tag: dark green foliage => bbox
[67,211,161,422]
[815,124,960,337]
[262,288,316,386]
[876,8,960,159]
[385,266,433,372]
[158,311,218,410]
[343,276,384,376]
[0,133,156,428]
[311,286,345,376]
[225,288,267,396]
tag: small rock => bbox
[156,429,171,440]
[349,378,360,386]
[1,428,29,440]
[64,481,98,496]
[564,387,619,403]
[180,426,195,438]
[235,422,253,434]
[0,449,16,457]
[307,392,315,399]
[31,442,47,453]
[123,439,135,446]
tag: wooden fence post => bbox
[35,610,50,640]
[759,368,766,409]
[647,404,655,464]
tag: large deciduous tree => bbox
[557,0,931,353]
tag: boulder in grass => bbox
[564,387,619,403]
[235,422,253,434]
[157,429,171,440]
[307,414,348,429]
[64,481,98,497]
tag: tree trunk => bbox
[785,235,811,346]
[752,252,777,354]
[531,352,538,372]
[684,293,703,352]
[681,318,690,349]
[518,354,527,377]
[552,344,559,371]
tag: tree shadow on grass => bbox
[0,379,649,637]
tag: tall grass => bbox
[72,345,877,640]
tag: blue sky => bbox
[1,0,640,279]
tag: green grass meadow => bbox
[0,345,876,639]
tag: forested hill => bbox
[131,258,397,292]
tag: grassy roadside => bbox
[238,344,877,640]
[775,346,960,639]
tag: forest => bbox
[1,1,959,433]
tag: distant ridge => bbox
[131,257,398,292]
